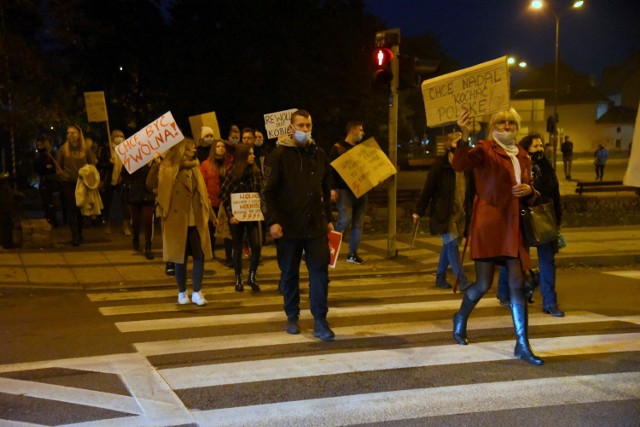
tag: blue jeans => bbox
[497,241,557,307]
[276,235,330,319]
[335,189,367,254]
[437,235,464,279]
[175,227,205,293]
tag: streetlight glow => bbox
[518,61,527,68]
[529,0,584,170]
[507,56,516,65]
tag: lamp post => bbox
[530,0,584,170]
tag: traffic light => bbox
[399,56,439,90]
[373,47,394,87]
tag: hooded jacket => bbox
[263,136,332,238]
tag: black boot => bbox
[144,242,154,260]
[511,303,544,366]
[248,270,260,292]
[453,294,479,345]
[235,274,244,292]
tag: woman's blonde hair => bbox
[444,131,462,151]
[61,124,86,157]
[487,108,521,132]
[163,138,194,165]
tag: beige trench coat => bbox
[154,163,213,263]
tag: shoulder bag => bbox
[520,200,558,246]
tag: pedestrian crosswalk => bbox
[1,270,639,426]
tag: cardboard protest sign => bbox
[421,56,510,127]
[328,230,343,268]
[623,101,640,187]
[330,137,397,198]
[230,192,264,221]
[189,111,221,141]
[84,91,108,123]
[116,111,184,174]
[263,108,297,139]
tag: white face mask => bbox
[202,136,214,146]
[254,139,263,147]
[113,136,124,145]
[492,130,516,146]
[294,130,311,145]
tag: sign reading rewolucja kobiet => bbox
[421,56,510,127]
[116,111,185,173]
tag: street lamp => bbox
[507,56,527,69]
[530,0,584,169]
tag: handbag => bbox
[520,201,557,246]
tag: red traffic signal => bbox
[373,47,394,87]
[374,48,394,68]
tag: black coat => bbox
[532,156,562,225]
[263,141,332,239]
[415,153,474,236]
[121,163,156,205]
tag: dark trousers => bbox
[229,221,262,275]
[130,203,154,244]
[595,164,605,181]
[276,234,330,319]
[61,181,83,243]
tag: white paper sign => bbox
[263,108,297,139]
[116,111,184,174]
[231,192,264,221]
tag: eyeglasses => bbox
[496,120,517,128]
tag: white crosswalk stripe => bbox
[2,272,639,426]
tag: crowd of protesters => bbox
[11,105,576,355]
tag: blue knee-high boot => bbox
[511,303,544,366]
[453,294,479,345]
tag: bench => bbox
[575,180,639,195]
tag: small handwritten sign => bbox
[116,111,184,174]
[84,91,108,123]
[330,138,397,198]
[263,108,297,139]
[421,56,510,127]
[231,192,264,221]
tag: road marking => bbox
[158,332,640,389]
[603,270,640,280]
[114,299,492,332]
[190,372,640,426]
[97,287,437,316]
[0,353,193,425]
[133,311,619,356]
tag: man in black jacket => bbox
[412,132,475,291]
[263,109,335,341]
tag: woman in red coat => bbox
[451,108,543,366]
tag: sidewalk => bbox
[0,222,638,291]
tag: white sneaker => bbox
[191,291,207,306]
[177,292,190,305]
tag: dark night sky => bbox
[364,0,639,82]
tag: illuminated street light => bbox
[508,56,528,68]
[530,0,584,169]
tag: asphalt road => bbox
[1,265,639,426]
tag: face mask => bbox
[202,136,214,146]
[492,130,516,146]
[229,137,239,145]
[530,151,544,162]
[449,146,456,154]
[254,139,263,147]
[355,134,363,143]
[113,137,124,145]
[294,130,311,145]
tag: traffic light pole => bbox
[387,40,400,259]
